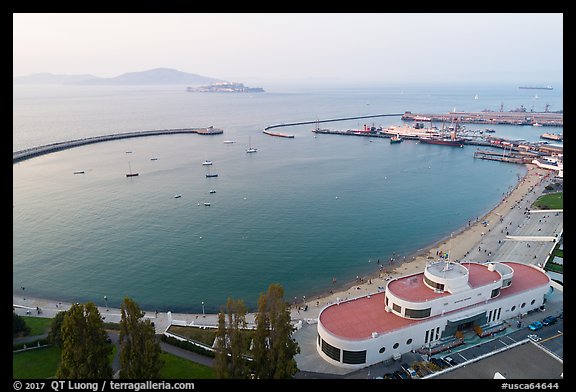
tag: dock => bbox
[13,127,223,163]
[401,111,563,127]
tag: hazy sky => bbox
[13,13,563,84]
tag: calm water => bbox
[13,82,563,312]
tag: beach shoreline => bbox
[296,164,556,311]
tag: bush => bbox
[13,338,50,351]
[160,335,215,358]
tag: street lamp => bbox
[202,301,205,318]
[104,296,108,311]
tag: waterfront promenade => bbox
[12,165,562,376]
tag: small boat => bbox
[174,194,182,199]
[209,190,216,194]
[206,173,219,178]
[202,160,213,166]
[73,171,85,175]
[125,151,133,154]
[150,157,158,161]
[246,136,257,153]
[126,161,139,177]
[223,140,236,144]
[390,134,403,144]
[204,202,211,206]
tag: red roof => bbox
[319,262,549,340]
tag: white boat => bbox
[204,202,211,206]
[246,136,257,153]
[174,194,182,198]
[209,190,216,194]
[126,161,139,177]
[223,140,236,144]
[202,160,213,165]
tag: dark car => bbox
[443,356,457,366]
[431,357,450,369]
[542,316,557,326]
[393,370,408,379]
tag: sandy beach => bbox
[297,164,559,313]
[13,164,561,331]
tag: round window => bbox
[393,343,399,349]
[406,338,413,345]
[379,347,386,354]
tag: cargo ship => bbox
[263,130,295,138]
[518,85,553,90]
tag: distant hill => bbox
[12,73,101,85]
[74,68,226,86]
[13,68,227,86]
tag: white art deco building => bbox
[316,261,551,368]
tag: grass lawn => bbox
[13,344,117,379]
[533,192,563,210]
[13,346,61,379]
[159,352,215,379]
[22,316,53,336]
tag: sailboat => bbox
[246,136,257,153]
[205,165,218,178]
[126,161,139,177]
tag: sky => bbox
[13,13,563,85]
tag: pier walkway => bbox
[12,127,223,163]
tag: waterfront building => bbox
[316,261,551,368]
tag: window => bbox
[425,330,429,343]
[393,342,399,349]
[424,275,445,290]
[531,299,536,305]
[521,302,526,308]
[321,339,341,361]
[406,338,413,345]
[343,350,366,364]
[511,306,516,312]
[491,288,500,298]
[404,307,431,319]
[379,347,386,354]
[392,303,402,313]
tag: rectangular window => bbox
[425,330,429,343]
[321,339,341,362]
[488,310,493,322]
[491,288,500,298]
[392,303,402,313]
[497,308,502,320]
[343,350,367,364]
[435,327,440,340]
[405,308,431,319]
[385,296,388,306]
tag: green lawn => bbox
[13,346,61,379]
[533,192,563,210]
[22,316,53,336]
[159,352,215,379]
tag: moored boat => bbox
[390,134,403,144]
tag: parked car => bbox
[393,370,408,379]
[430,357,450,369]
[528,321,543,331]
[401,362,418,378]
[542,316,557,326]
[443,356,457,366]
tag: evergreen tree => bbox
[214,310,229,378]
[13,312,30,337]
[252,283,300,379]
[47,310,67,347]
[214,298,249,379]
[56,302,112,379]
[119,297,163,379]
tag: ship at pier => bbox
[419,130,464,147]
[518,85,553,90]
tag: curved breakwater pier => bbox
[263,113,404,131]
[12,127,223,163]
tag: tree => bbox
[119,297,163,379]
[214,298,249,379]
[13,312,30,337]
[56,302,112,379]
[47,310,67,347]
[252,283,300,379]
